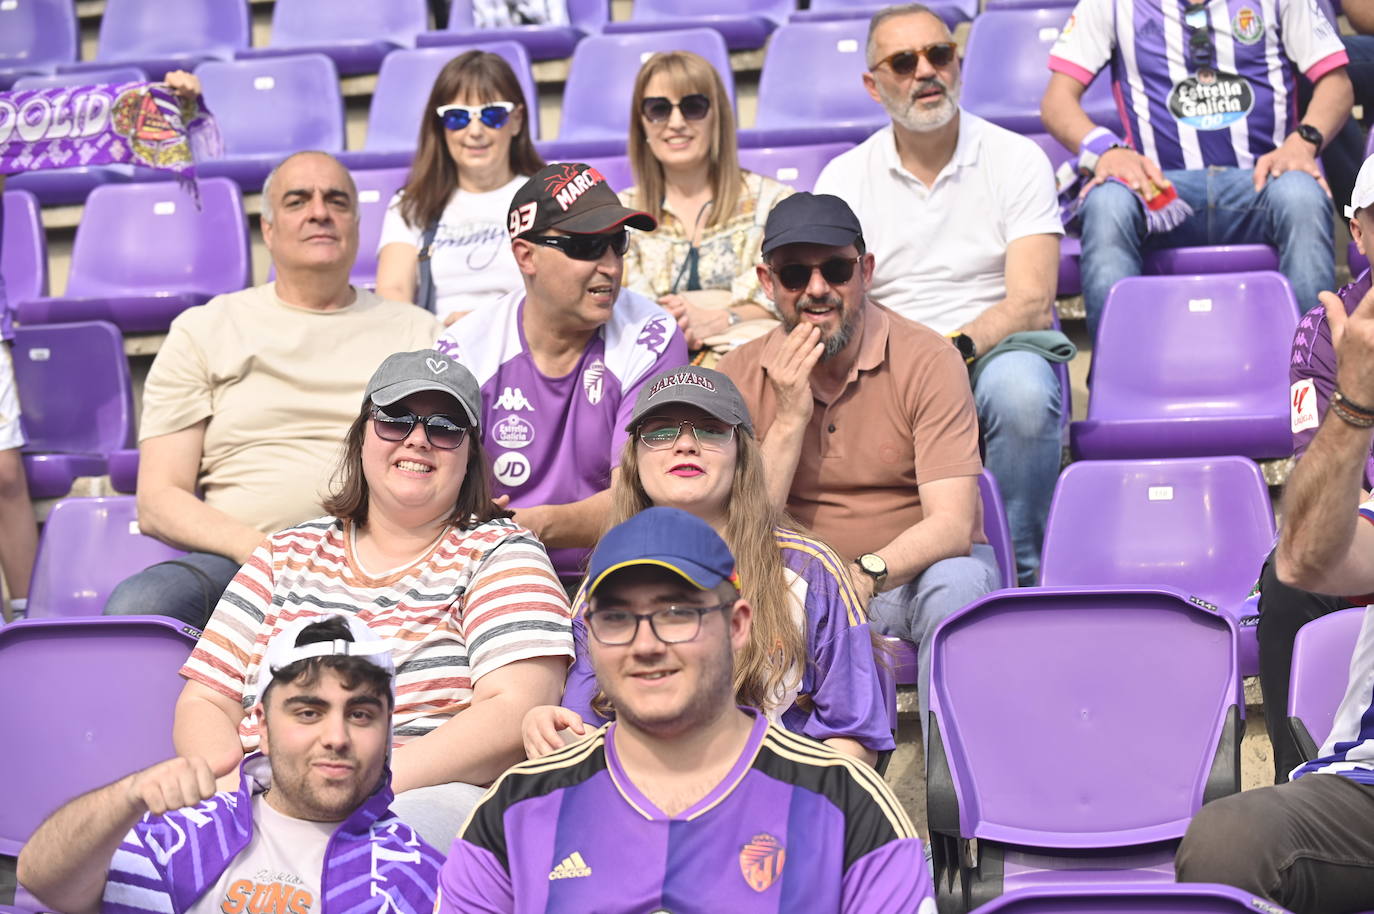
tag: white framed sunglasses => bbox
[435,101,516,131]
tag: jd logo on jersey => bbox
[1168,70,1254,130]
[494,451,531,487]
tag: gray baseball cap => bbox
[365,349,482,430]
[626,366,753,435]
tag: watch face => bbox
[860,554,886,575]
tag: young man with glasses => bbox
[718,192,999,738]
[439,507,929,912]
[437,162,687,592]
[814,2,1065,587]
[1042,0,1352,337]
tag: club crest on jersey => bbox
[582,358,605,405]
[1167,70,1254,130]
[1232,5,1263,44]
[739,834,785,892]
[545,164,606,212]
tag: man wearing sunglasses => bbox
[814,3,1065,588]
[436,162,687,591]
[1042,0,1352,338]
[718,193,1000,738]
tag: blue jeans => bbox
[973,351,1062,586]
[1079,167,1335,338]
[103,551,241,630]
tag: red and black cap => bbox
[507,162,657,238]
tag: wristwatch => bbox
[855,553,888,591]
[950,332,977,365]
[1295,123,1323,153]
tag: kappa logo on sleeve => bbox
[636,315,670,353]
[1291,378,1319,433]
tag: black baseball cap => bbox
[760,192,864,256]
[507,162,657,238]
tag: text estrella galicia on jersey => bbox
[739,833,786,892]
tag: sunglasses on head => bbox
[872,42,958,77]
[370,405,469,449]
[522,230,630,261]
[770,257,860,292]
[435,101,516,131]
[640,93,711,123]
[1183,3,1216,71]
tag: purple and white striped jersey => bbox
[436,288,687,580]
[1049,0,1347,170]
[439,711,931,913]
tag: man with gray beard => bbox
[814,3,1064,588]
[718,193,998,736]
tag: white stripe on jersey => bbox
[1162,0,1203,169]
[1314,607,1374,762]
[1117,0,1159,162]
[1262,0,1287,156]
[1213,0,1253,167]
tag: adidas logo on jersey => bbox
[548,852,592,880]
[495,386,533,411]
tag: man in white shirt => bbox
[814,3,1064,585]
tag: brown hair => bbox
[262,615,394,713]
[398,51,545,232]
[323,398,508,530]
[626,51,742,232]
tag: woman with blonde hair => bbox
[621,51,795,352]
[376,51,544,324]
[522,367,890,765]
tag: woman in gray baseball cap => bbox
[172,349,574,851]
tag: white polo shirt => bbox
[813,112,1063,334]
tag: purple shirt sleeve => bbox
[559,614,612,726]
[609,330,689,465]
[439,839,514,914]
[840,839,932,913]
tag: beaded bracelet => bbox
[1334,390,1374,420]
[1331,397,1374,429]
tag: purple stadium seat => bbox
[602,0,790,51]
[985,0,1077,8]
[1142,244,1279,275]
[579,154,635,192]
[1071,272,1299,460]
[338,43,538,172]
[351,167,413,288]
[107,447,140,494]
[56,0,249,77]
[0,189,47,307]
[0,616,198,856]
[28,496,187,618]
[926,587,1241,912]
[236,0,429,76]
[539,29,735,161]
[193,54,345,191]
[1288,607,1366,762]
[969,883,1298,913]
[420,0,608,61]
[12,321,133,498]
[12,66,150,88]
[0,0,76,88]
[737,142,854,192]
[961,8,1123,137]
[791,0,976,27]
[1039,457,1275,676]
[1058,236,1081,297]
[17,178,250,333]
[739,20,887,148]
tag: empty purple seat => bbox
[968,883,1297,913]
[28,496,187,618]
[1288,607,1366,762]
[791,0,976,27]
[602,0,790,51]
[12,66,150,88]
[0,189,47,308]
[540,29,735,161]
[352,167,413,288]
[926,587,1241,911]
[12,321,133,498]
[1040,457,1275,675]
[962,8,1123,137]
[739,20,886,148]
[338,43,538,171]
[1071,272,1298,460]
[0,0,76,88]
[0,616,197,855]
[56,0,249,77]
[579,154,635,192]
[737,142,854,192]
[1142,244,1279,275]
[107,447,140,493]
[193,54,345,190]
[419,0,608,61]
[18,178,250,333]
[237,0,429,76]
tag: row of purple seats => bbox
[582,141,855,194]
[972,884,1304,913]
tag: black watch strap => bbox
[1296,123,1323,152]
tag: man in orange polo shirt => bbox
[718,192,999,727]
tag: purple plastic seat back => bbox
[0,616,198,856]
[12,321,133,455]
[962,8,1123,135]
[447,0,609,33]
[608,0,791,50]
[1027,131,1075,174]
[580,154,635,192]
[107,447,140,493]
[1142,244,1279,276]
[969,883,1297,913]
[737,142,855,191]
[749,21,887,143]
[978,469,1017,590]
[28,496,187,618]
[353,167,412,287]
[0,190,47,306]
[795,0,977,26]
[267,0,429,53]
[195,54,345,158]
[91,0,250,64]
[65,177,250,301]
[0,0,77,78]
[1288,607,1366,754]
[1073,272,1299,459]
[12,66,149,88]
[432,0,607,60]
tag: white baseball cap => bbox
[1348,155,1374,218]
[250,615,395,709]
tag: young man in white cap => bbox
[18,615,444,914]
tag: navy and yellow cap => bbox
[586,507,740,598]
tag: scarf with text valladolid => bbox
[0,81,220,188]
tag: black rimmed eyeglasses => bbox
[585,603,731,645]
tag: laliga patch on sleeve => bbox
[1291,378,1319,433]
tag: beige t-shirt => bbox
[140,283,440,534]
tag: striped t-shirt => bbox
[181,516,574,749]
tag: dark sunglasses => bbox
[872,43,958,77]
[1183,3,1215,71]
[640,93,711,123]
[770,257,860,292]
[523,230,629,261]
[370,405,469,449]
[435,101,516,131]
